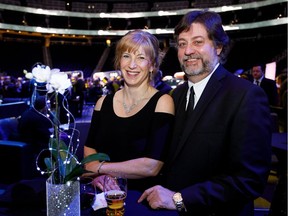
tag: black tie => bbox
[186,86,194,117]
[256,80,260,86]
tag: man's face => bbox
[251,66,263,80]
[176,23,222,78]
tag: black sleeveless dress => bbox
[85,91,174,191]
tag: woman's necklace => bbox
[123,100,141,113]
[122,90,148,114]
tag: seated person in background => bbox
[250,63,279,106]
[153,70,173,95]
[71,73,86,117]
[53,90,73,124]
[84,29,175,192]
[86,78,103,104]
[18,95,52,155]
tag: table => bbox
[0,182,178,216]
[271,132,287,173]
[82,190,178,216]
[269,132,287,215]
[271,132,287,151]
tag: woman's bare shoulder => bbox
[94,95,106,111]
[155,93,175,114]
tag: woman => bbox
[84,30,175,192]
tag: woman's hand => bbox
[92,175,106,191]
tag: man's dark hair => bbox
[252,63,266,72]
[34,95,46,111]
[174,10,231,64]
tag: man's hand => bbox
[138,185,176,210]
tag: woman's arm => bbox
[84,146,163,179]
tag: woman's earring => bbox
[149,71,153,81]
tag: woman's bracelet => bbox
[97,161,105,175]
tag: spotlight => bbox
[106,39,111,47]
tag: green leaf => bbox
[44,157,53,171]
[63,153,110,182]
[61,152,79,176]
[81,153,110,165]
[64,164,84,182]
[45,131,110,183]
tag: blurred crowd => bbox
[1,68,286,106]
[0,72,124,116]
[0,67,287,133]
[0,73,120,97]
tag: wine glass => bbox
[103,175,127,216]
[80,177,96,210]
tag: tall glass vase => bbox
[46,176,80,216]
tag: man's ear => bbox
[216,45,223,56]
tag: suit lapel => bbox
[171,66,226,162]
[169,83,189,156]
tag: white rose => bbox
[32,65,51,83]
[25,72,33,79]
[47,71,72,94]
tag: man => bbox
[251,63,279,106]
[71,73,86,117]
[138,10,272,216]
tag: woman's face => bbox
[120,47,153,87]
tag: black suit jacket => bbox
[259,77,279,106]
[164,65,272,216]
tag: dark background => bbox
[0,0,286,78]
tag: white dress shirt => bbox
[186,63,219,109]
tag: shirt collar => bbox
[254,75,264,83]
[187,63,219,105]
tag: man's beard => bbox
[182,58,212,77]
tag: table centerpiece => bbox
[24,63,109,216]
